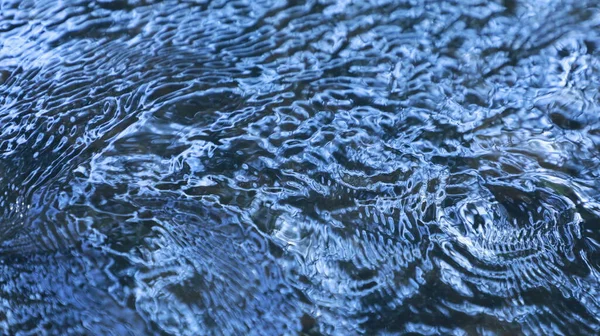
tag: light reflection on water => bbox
[2,0,600,335]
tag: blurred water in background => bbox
[2,0,600,334]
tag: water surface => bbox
[2,0,600,335]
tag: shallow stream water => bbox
[2,0,600,335]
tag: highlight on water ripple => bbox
[2,0,600,335]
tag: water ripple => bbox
[2,0,600,334]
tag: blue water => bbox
[2,0,600,335]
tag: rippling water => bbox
[2,0,600,334]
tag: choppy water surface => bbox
[2,0,600,334]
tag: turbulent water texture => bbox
[2,0,600,335]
